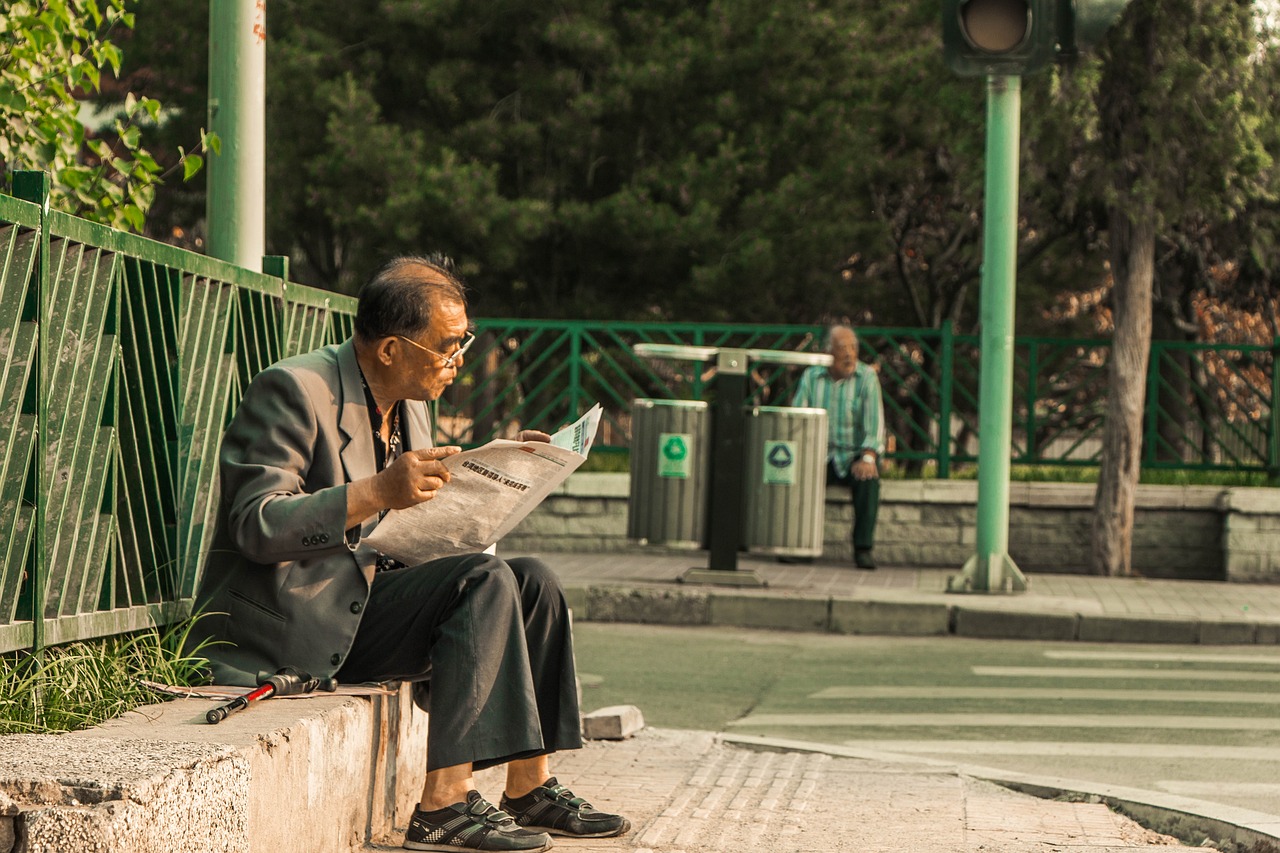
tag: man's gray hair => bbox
[354,255,468,342]
[823,323,857,352]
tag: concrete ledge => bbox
[829,600,951,636]
[708,593,829,632]
[585,586,711,625]
[0,686,427,853]
[1077,615,1201,644]
[952,607,1081,641]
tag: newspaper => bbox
[364,404,602,563]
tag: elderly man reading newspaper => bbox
[190,256,628,852]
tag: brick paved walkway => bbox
[445,729,1211,853]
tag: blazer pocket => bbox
[225,589,289,653]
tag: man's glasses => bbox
[397,330,476,369]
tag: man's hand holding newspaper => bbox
[364,404,602,563]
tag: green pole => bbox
[948,76,1028,594]
[207,0,266,268]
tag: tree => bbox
[0,0,211,230]
[1089,0,1270,576]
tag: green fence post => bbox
[262,255,289,281]
[569,324,583,421]
[939,320,953,479]
[1144,341,1164,468]
[13,171,50,657]
[1270,338,1280,484]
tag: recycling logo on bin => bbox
[763,440,797,485]
[658,433,693,479]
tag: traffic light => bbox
[943,0,1130,77]
[943,0,1056,76]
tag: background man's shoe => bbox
[776,555,813,565]
[501,778,630,838]
[854,550,877,570]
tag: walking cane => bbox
[205,666,338,724]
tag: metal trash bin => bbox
[628,399,710,548]
[742,406,828,557]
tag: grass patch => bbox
[0,620,210,734]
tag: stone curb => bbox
[564,583,1280,645]
[721,733,1280,849]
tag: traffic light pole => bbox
[948,75,1029,594]
[207,0,267,268]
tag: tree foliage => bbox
[0,0,212,231]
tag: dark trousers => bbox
[336,553,582,772]
[827,460,880,552]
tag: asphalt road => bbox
[574,623,1280,820]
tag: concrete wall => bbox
[0,686,427,853]
[504,473,1280,582]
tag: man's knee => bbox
[505,556,567,610]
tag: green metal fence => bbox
[2,175,1277,656]
[0,175,357,657]
[436,324,1279,478]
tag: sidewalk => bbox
[540,549,1280,644]
[371,728,1224,853]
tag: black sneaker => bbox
[500,778,631,839]
[855,550,877,570]
[404,791,552,852]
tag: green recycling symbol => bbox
[658,432,693,479]
[763,440,798,485]
[767,443,794,469]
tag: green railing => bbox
[438,324,1278,478]
[1,175,357,657]
[3,176,1277,656]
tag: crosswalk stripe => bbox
[1043,650,1280,666]
[810,686,1280,703]
[972,666,1280,682]
[727,712,1280,729]
[834,740,1280,761]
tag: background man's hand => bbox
[376,446,461,509]
[852,458,879,481]
[517,429,552,443]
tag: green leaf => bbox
[121,203,145,233]
[0,84,28,113]
[182,153,204,181]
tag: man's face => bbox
[394,298,471,401]
[828,328,859,380]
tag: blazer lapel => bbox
[337,339,377,484]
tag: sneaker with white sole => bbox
[403,791,552,852]
[500,778,630,839]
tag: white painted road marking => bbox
[972,665,1280,682]
[810,686,1280,703]
[728,712,1280,729]
[834,740,1280,761]
[1043,650,1280,666]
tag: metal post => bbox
[948,76,1028,594]
[207,0,267,267]
[682,348,764,587]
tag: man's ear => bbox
[374,336,399,366]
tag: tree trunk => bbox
[1091,207,1156,576]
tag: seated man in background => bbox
[791,323,886,569]
[190,255,629,852]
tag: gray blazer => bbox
[190,338,432,685]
